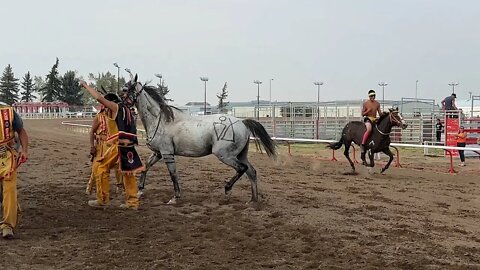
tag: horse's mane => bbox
[142,84,177,122]
[377,111,390,123]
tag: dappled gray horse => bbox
[123,75,277,203]
[328,108,407,174]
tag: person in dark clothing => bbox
[441,93,459,118]
[435,118,443,142]
[441,93,457,110]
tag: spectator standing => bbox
[435,118,443,142]
[456,126,467,166]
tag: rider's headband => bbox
[369,93,376,97]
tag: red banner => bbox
[445,117,459,156]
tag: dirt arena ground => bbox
[1,119,479,269]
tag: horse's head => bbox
[388,107,408,129]
[121,74,143,106]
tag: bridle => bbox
[375,112,403,136]
[123,81,143,105]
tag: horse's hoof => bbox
[246,197,259,205]
[343,170,358,175]
[224,186,232,197]
[137,190,145,199]
[166,197,177,205]
[381,169,387,175]
[368,167,374,175]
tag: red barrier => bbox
[390,146,402,168]
[444,150,456,174]
[287,141,292,156]
[351,145,359,163]
[331,149,338,161]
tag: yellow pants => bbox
[93,141,139,208]
[86,142,123,194]
[1,147,18,230]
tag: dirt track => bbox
[1,119,479,269]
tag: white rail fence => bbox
[62,120,479,174]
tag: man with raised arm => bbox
[80,81,143,210]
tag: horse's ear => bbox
[134,74,138,83]
[388,108,393,112]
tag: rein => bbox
[132,83,162,146]
[375,124,390,136]
[147,107,162,146]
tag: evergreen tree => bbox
[59,71,83,105]
[88,72,126,94]
[0,64,20,105]
[20,71,37,102]
[40,58,62,102]
[217,82,229,113]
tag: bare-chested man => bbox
[361,89,382,154]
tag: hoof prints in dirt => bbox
[3,119,480,269]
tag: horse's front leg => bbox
[163,153,181,204]
[361,149,368,166]
[368,150,375,174]
[138,152,162,198]
[380,148,394,175]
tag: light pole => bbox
[155,73,163,86]
[269,78,274,104]
[448,82,459,94]
[200,77,209,115]
[113,63,120,92]
[254,80,262,120]
[415,80,418,100]
[313,82,323,118]
[378,82,388,111]
[314,82,323,139]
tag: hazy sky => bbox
[1,0,479,106]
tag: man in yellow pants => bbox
[0,102,29,239]
[86,104,123,195]
[80,82,143,210]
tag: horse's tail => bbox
[242,119,277,159]
[327,137,344,150]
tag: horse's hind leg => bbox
[215,151,249,200]
[380,148,394,174]
[138,152,162,197]
[238,145,259,202]
[343,141,356,173]
[244,162,258,202]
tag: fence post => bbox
[445,149,456,174]
[331,149,338,161]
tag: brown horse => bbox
[328,108,408,174]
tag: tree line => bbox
[0,58,127,106]
[0,58,229,112]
